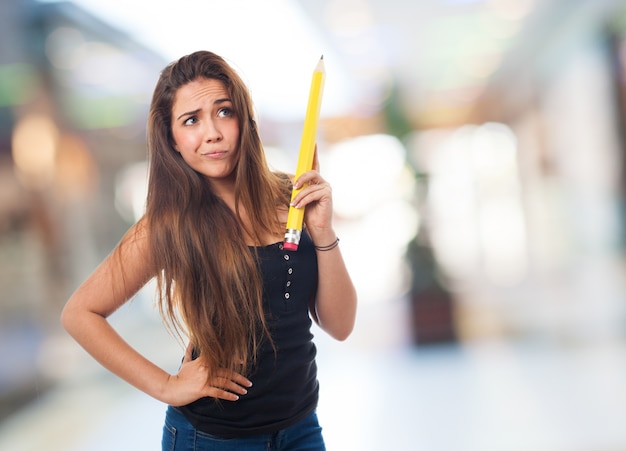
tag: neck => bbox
[207,176,237,206]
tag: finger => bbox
[291,183,329,208]
[294,170,325,189]
[205,374,251,401]
[214,378,250,396]
[227,370,253,388]
[214,369,253,389]
[208,388,241,402]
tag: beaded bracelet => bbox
[314,237,340,251]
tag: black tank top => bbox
[177,231,319,438]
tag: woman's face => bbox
[171,78,240,184]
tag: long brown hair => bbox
[145,50,290,379]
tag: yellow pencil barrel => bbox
[284,56,326,251]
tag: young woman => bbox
[61,50,357,450]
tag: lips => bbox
[202,150,228,159]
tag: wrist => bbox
[314,237,339,251]
[307,227,335,243]
[156,373,176,404]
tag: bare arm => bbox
[60,219,250,405]
[309,230,357,341]
[291,169,357,341]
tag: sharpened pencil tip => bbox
[320,55,324,60]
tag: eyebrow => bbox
[176,98,232,120]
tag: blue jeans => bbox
[162,405,326,450]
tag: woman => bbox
[61,50,357,450]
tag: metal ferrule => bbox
[284,228,302,246]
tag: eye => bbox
[183,116,197,126]
[217,107,233,118]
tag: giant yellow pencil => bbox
[284,55,326,251]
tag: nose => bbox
[204,119,222,143]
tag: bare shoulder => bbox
[115,218,153,271]
[119,217,149,249]
[93,217,153,284]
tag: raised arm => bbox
[290,171,357,341]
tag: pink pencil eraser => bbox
[283,242,299,251]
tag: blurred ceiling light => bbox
[11,114,59,190]
[45,26,85,70]
[323,133,408,218]
[479,198,527,285]
[471,122,517,176]
[72,41,148,94]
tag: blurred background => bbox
[2,0,626,449]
